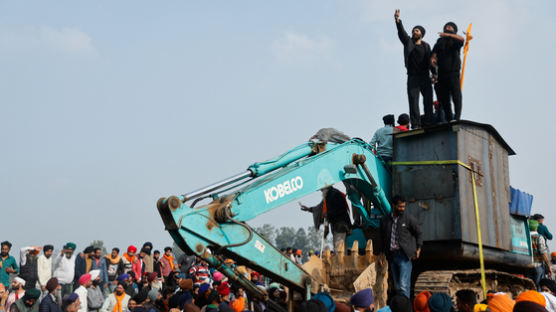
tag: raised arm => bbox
[395,9,410,45]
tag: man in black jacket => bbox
[431,22,465,122]
[395,9,434,129]
[300,186,352,252]
[378,195,422,299]
[40,278,61,312]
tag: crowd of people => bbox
[1,235,556,312]
[0,241,279,312]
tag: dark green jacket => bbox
[11,298,39,312]
[538,223,553,240]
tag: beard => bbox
[0,252,7,257]
[115,290,123,296]
[24,301,35,307]
[93,280,100,286]
[65,252,73,259]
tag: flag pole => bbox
[460,23,472,90]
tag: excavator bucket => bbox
[302,239,388,309]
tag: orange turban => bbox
[487,293,515,312]
[414,291,432,312]
[516,290,546,306]
[551,251,556,258]
[230,297,245,312]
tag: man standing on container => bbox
[431,22,464,122]
[394,9,434,129]
[369,114,395,163]
[377,195,422,298]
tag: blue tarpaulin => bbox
[509,186,534,217]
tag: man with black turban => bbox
[394,9,434,129]
[431,22,465,122]
[540,278,556,295]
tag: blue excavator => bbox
[157,121,536,310]
[157,136,391,305]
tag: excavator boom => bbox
[157,139,391,300]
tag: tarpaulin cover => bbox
[509,186,533,217]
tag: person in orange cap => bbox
[414,290,431,312]
[487,293,515,312]
[516,290,546,306]
[295,250,303,265]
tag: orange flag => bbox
[460,23,472,90]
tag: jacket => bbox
[142,255,153,273]
[11,298,39,312]
[432,36,463,74]
[100,293,130,312]
[396,19,432,75]
[379,212,423,260]
[90,257,108,285]
[19,248,39,290]
[87,286,104,312]
[538,223,553,241]
[39,294,61,312]
[74,255,87,285]
[104,255,124,282]
[370,125,393,158]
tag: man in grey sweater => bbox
[87,271,104,312]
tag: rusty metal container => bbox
[392,121,531,268]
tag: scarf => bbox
[113,292,126,312]
[163,254,175,271]
[123,253,135,263]
[106,255,121,265]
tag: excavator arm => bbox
[157,139,391,302]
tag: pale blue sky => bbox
[2,1,556,254]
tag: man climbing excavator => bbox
[299,185,352,253]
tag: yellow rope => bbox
[391,160,487,297]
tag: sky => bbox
[2,0,556,256]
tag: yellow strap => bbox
[471,170,487,297]
[391,159,487,297]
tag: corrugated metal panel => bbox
[393,121,513,254]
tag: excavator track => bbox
[414,269,536,300]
